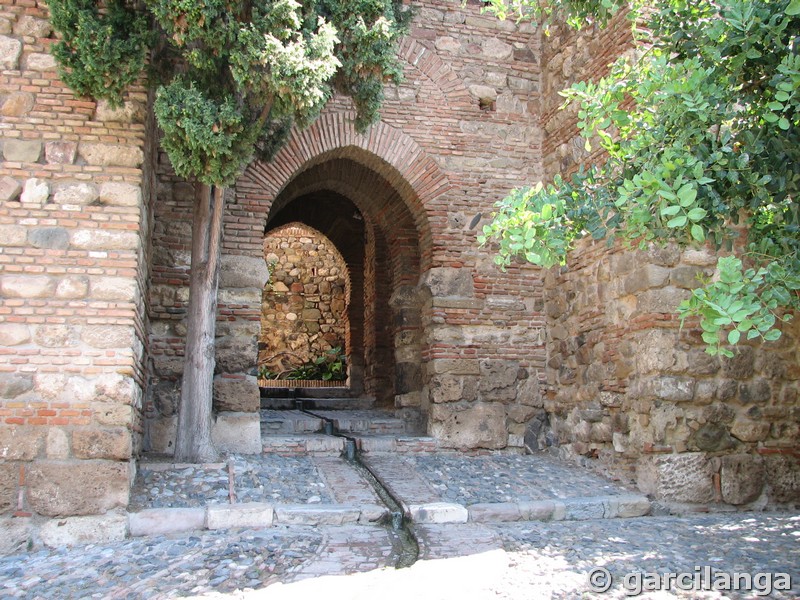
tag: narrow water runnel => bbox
[299,406,420,569]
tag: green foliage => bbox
[48,0,410,185]
[259,347,348,381]
[482,0,625,29]
[482,0,800,354]
[47,0,149,106]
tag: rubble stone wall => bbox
[537,13,798,506]
[258,223,349,376]
[540,239,799,506]
[0,1,150,518]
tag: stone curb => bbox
[464,494,651,524]
[127,502,390,537]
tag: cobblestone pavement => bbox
[1,513,796,599]
[129,455,335,510]
[410,453,636,505]
[6,449,799,599]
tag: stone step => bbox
[319,410,420,436]
[260,409,425,436]
[261,434,345,455]
[260,396,376,410]
[356,435,440,453]
[260,410,323,434]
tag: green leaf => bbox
[787,0,800,15]
[677,183,697,207]
[727,329,740,344]
[660,204,682,216]
[764,329,782,341]
[687,208,707,221]
[667,215,688,228]
[690,224,705,242]
[778,117,791,130]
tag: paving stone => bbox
[468,502,523,522]
[206,502,274,530]
[274,505,360,525]
[128,507,206,537]
[38,513,127,548]
[408,502,469,524]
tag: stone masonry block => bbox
[0,426,43,460]
[94,99,145,123]
[213,376,260,413]
[72,428,132,460]
[90,277,137,302]
[274,505,360,525]
[0,516,30,554]
[71,229,139,251]
[39,512,127,548]
[3,139,41,163]
[422,267,474,298]
[45,141,78,165]
[1,275,55,298]
[636,287,691,313]
[0,176,22,202]
[26,461,131,517]
[25,52,56,71]
[430,402,507,450]
[53,183,98,205]
[0,92,34,117]
[0,323,30,346]
[0,463,19,513]
[763,455,800,504]
[28,227,69,250]
[212,412,261,454]
[81,325,134,349]
[78,143,143,168]
[0,35,22,69]
[13,16,52,38]
[624,264,670,294]
[219,255,270,289]
[467,502,522,522]
[99,182,142,207]
[409,502,469,524]
[636,453,715,503]
[720,454,764,505]
[55,276,89,299]
[20,178,49,203]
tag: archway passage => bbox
[250,150,429,411]
[259,222,351,385]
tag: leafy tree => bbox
[480,0,800,357]
[48,0,410,461]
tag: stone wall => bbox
[540,239,799,507]
[535,13,798,507]
[259,223,349,376]
[0,0,150,523]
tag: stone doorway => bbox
[258,153,427,414]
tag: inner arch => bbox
[260,151,428,411]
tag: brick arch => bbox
[397,38,475,111]
[271,158,427,284]
[244,115,448,253]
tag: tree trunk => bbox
[174,183,225,463]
